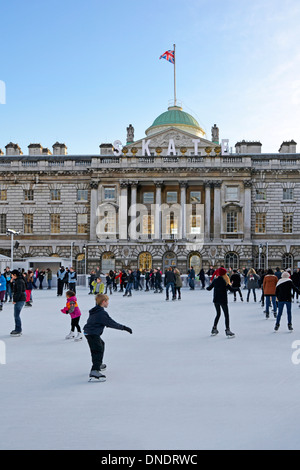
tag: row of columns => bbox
[89,179,252,242]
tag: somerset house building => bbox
[0,104,299,275]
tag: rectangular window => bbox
[77,213,88,234]
[283,213,293,233]
[255,213,266,233]
[189,215,201,234]
[166,213,178,235]
[226,186,239,200]
[255,189,266,201]
[190,191,201,203]
[24,214,33,234]
[50,213,60,233]
[50,189,61,201]
[143,192,154,204]
[226,211,238,232]
[0,214,6,233]
[142,214,154,234]
[0,189,7,201]
[166,191,177,203]
[283,188,293,200]
[103,211,116,233]
[77,189,88,201]
[24,189,34,201]
[104,187,116,200]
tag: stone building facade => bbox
[0,105,299,274]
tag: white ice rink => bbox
[1,285,300,450]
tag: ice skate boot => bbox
[211,327,219,336]
[74,332,83,341]
[288,324,293,332]
[89,370,106,382]
[65,331,75,339]
[225,328,235,338]
[274,324,280,331]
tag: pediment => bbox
[126,127,215,151]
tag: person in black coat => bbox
[164,267,176,300]
[230,269,243,302]
[154,268,163,293]
[275,272,300,331]
[207,267,235,337]
[10,269,26,336]
[83,294,132,380]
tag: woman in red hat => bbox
[207,267,235,337]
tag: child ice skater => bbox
[61,290,82,341]
[83,294,132,381]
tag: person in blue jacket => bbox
[0,272,6,310]
[83,293,132,381]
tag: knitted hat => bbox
[282,272,290,279]
[217,267,227,276]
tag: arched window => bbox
[189,253,201,273]
[138,252,152,271]
[282,253,293,270]
[254,254,266,271]
[76,253,86,274]
[101,252,115,273]
[224,252,239,270]
[163,252,177,271]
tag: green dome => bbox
[145,105,205,137]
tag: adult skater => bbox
[10,269,26,336]
[206,267,235,337]
[0,271,6,310]
[57,266,66,296]
[164,267,176,301]
[246,268,259,302]
[262,269,278,318]
[230,269,243,302]
[83,294,132,381]
[274,272,300,331]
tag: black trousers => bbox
[57,279,64,296]
[213,302,230,329]
[85,335,105,371]
[71,316,81,332]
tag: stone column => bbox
[129,181,138,240]
[243,180,252,241]
[154,181,163,240]
[213,180,222,241]
[179,181,188,239]
[90,181,99,241]
[204,181,211,241]
[119,180,129,240]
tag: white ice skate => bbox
[65,331,75,340]
[74,332,83,341]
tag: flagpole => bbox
[173,44,177,106]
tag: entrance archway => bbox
[163,251,177,272]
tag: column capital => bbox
[204,180,212,188]
[154,180,164,188]
[243,180,253,188]
[90,181,99,190]
[120,179,130,189]
[179,181,188,188]
[129,180,139,187]
[212,180,222,188]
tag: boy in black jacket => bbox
[83,294,132,381]
[275,272,300,331]
[10,269,26,336]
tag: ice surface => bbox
[1,286,300,450]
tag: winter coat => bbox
[207,276,234,304]
[0,274,6,292]
[276,278,300,302]
[230,273,241,288]
[164,270,176,286]
[83,305,126,336]
[91,280,105,294]
[263,275,278,295]
[12,276,26,302]
[247,273,259,289]
[61,295,81,319]
[174,272,182,288]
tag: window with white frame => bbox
[143,192,154,204]
[166,191,177,204]
[24,214,33,234]
[104,187,116,200]
[255,213,266,233]
[283,213,293,233]
[103,210,116,233]
[255,188,266,201]
[226,211,238,232]
[77,189,88,201]
[0,214,6,233]
[283,188,294,200]
[77,213,88,234]
[142,214,154,234]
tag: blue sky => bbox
[1,0,300,154]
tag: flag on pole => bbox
[159,50,175,64]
